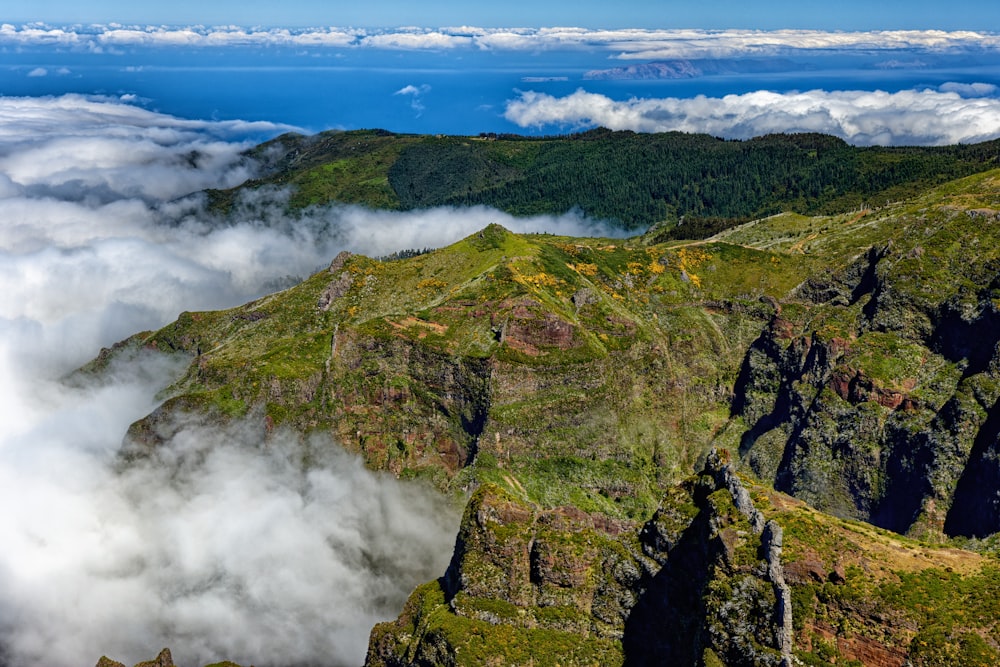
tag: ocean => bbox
[3,44,999,136]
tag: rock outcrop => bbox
[730,197,1000,540]
[367,451,794,666]
[761,521,793,667]
[370,448,1000,666]
[96,649,177,667]
[94,648,249,667]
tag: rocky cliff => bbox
[725,173,1000,541]
[365,450,1000,666]
[366,451,794,667]
[91,169,1000,665]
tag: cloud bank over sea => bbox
[3,23,999,59]
[5,22,1000,138]
[504,86,1000,146]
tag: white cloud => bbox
[504,86,1000,146]
[0,94,298,203]
[593,28,1000,60]
[1,23,998,58]
[307,203,627,260]
[939,82,999,97]
[0,363,460,667]
[394,84,432,113]
[361,30,473,50]
[0,93,627,666]
[394,84,431,96]
[26,67,47,77]
[0,22,83,46]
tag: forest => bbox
[225,127,1000,237]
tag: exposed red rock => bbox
[830,368,917,410]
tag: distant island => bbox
[583,58,807,80]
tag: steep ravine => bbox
[366,446,1000,666]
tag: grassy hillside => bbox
[95,167,1000,666]
[207,129,1000,232]
[124,169,1000,525]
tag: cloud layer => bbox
[1,390,460,667]
[0,94,626,666]
[504,86,1000,146]
[3,23,999,58]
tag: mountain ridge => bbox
[85,161,1000,665]
[206,128,1000,234]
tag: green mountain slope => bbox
[367,452,1000,667]
[97,167,1000,666]
[209,129,1000,232]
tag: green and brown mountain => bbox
[207,128,1000,234]
[92,134,1000,666]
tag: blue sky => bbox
[5,0,1000,30]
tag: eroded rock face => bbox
[499,297,581,355]
[734,239,1000,539]
[325,332,492,474]
[369,448,1000,666]
[96,648,177,667]
[367,453,793,667]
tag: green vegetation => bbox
[127,169,1000,533]
[367,579,623,667]
[94,145,1000,666]
[210,128,1000,232]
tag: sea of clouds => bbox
[3,23,999,59]
[503,85,1000,146]
[0,95,624,667]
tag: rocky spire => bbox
[706,448,794,667]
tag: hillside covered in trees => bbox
[208,128,1000,236]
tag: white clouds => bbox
[504,86,1000,146]
[0,94,295,144]
[0,94,296,203]
[310,203,627,260]
[0,23,360,49]
[395,84,431,96]
[0,94,626,666]
[0,96,459,667]
[0,96,290,343]
[25,65,73,78]
[2,23,999,57]
[395,84,432,113]
[361,30,473,50]
[0,22,83,46]
[0,365,460,667]
[592,28,1000,60]
[938,82,999,97]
